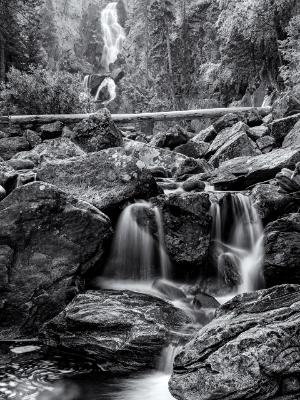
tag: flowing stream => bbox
[0,194,265,400]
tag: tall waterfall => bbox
[101,2,126,72]
[210,193,264,294]
[95,77,117,104]
[104,202,171,281]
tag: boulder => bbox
[248,125,269,140]
[191,126,217,143]
[151,192,211,277]
[70,110,123,152]
[176,158,213,179]
[124,140,187,176]
[251,182,299,222]
[40,121,64,140]
[0,182,112,334]
[175,141,209,159]
[13,138,86,167]
[41,290,191,373]
[149,132,167,148]
[212,148,300,190]
[182,176,206,192]
[37,148,159,212]
[272,86,300,118]
[256,136,275,153]
[0,162,17,190]
[209,123,258,167]
[24,129,42,147]
[164,125,189,149]
[170,284,300,400]
[269,113,300,146]
[213,113,240,133]
[264,214,300,287]
[0,137,30,160]
[282,119,300,149]
[0,185,6,200]
[276,165,300,194]
[7,159,35,170]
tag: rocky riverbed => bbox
[0,104,299,399]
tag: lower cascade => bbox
[210,193,265,295]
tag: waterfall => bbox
[94,76,117,104]
[104,202,171,281]
[100,2,126,72]
[210,193,264,294]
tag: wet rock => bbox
[153,279,186,300]
[149,166,168,178]
[282,119,300,149]
[217,253,241,288]
[209,122,258,167]
[191,126,217,143]
[0,137,30,160]
[248,125,269,140]
[212,148,300,190]
[124,140,187,176]
[170,285,300,400]
[24,129,42,147]
[71,109,123,152]
[256,136,275,153]
[41,290,191,373]
[7,159,35,170]
[175,141,209,159]
[13,138,86,167]
[0,182,112,334]
[192,292,220,309]
[40,121,64,140]
[269,113,300,146]
[151,192,211,277]
[251,182,299,222]
[37,148,159,212]
[182,176,205,192]
[264,214,300,287]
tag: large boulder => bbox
[0,162,17,190]
[0,137,30,160]
[0,182,112,334]
[13,138,86,167]
[209,122,258,167]
[37,148,159,212]
[124,140,188,176]
[211,148,300,190]
[151,192,211,278]
[69,109,123,152]
[170,284,300,400]
[41,290,191,373]
[264,214,300,287]
[269,113,300,146]
[282,119,300,149]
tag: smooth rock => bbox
[264,214,300,286]
[192,292,220,309]
[170,284,300,400]
[41,290,191,373]
[37,148,159,212]
[0,137,30,160]
[182,176,205,192]
[13,138,86,167]
[153,279,187,300]
[71,109,123,152]
[0,182,112,333]
[7,159,35,170]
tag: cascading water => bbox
[210,193,264,296]
[100,2,126,72]
[94,76,117,104]
[104,202,171,281]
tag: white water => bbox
[104,202,171,281]
[100,2,126,72]
[210,193,264,295]
[94,76,117,104]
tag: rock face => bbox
[13,138,86,166]
[170,285,300,400]
[212,147,300,190]
[0,137,30,160]
[42,290,191,373]
[124,140,188,176]
[37,148,159,212]
[0,182,112,334]
[264,214,300,287]
[151,192,211,277]
[70,110,123,152]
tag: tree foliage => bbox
[0,66,94,114]
[280,15,300,87]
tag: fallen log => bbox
[0,106,272,125]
